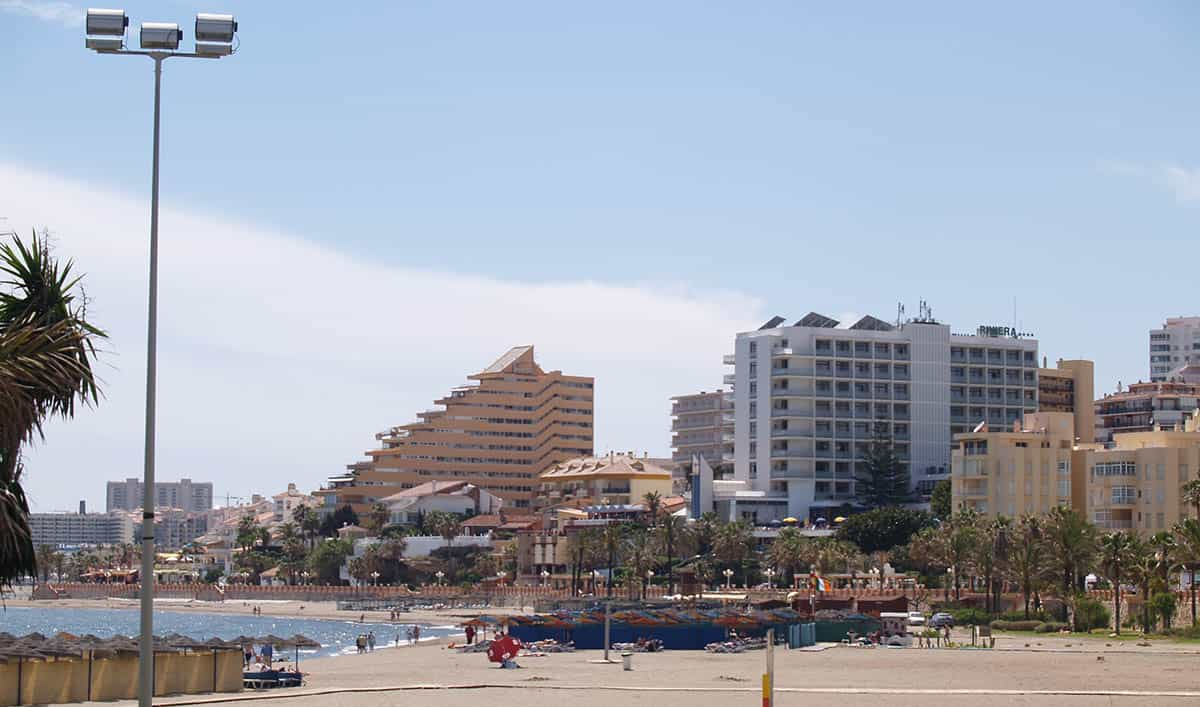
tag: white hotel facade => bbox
[727,311,1039,522]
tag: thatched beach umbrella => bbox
[287,634,320,669]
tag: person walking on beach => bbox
[262,642,273,666]
[368,631,376,652]
[243,644,253,668]
[465,625,475,645]
[406,626,414,645]
[412,625,421,643]
[356,635,366,654]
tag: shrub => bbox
[990,620,1042,632]
[950,608,993,626]
[998,609,1048,623]
[1072,597,1110,633]
[1035,621,1068,633]
[1168,625,1200,639]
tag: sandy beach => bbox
[14,597,1200,706]
[79,627,1200,707]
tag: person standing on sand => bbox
[465,625,475,645]
[368,631,376,652]
[413,625,421,643]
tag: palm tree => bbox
[910,509,979,602]
[567,528,600,595]
[236,514,261,554]
[975,517,1012,614]
[0,231,104,585]
[656,515,687,594]
[599,523,626,597]
[293,506,320,550]
[641,491,662,527]
[1149,530,1177,589]
[1044,506,1097,596]
[625,525,658,598]
[1182,479,1200,519]
[713,520,754,586]
[1128,534,1157,633]
[1173,519,1200,626]
[1099,531,1136,635]
[426,510,463,580]
[768,527,806,588]
[34,544,56,582]
[1007,515,1049,618]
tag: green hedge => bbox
[1035,621,1068,633]
[948,608,993,626]
[989,620,1043,631]
[997,609,1048,623]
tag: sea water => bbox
[0,605,456,658]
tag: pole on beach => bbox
[603,601,611,662]
[762,628,774,707]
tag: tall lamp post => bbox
[85,10,238,707]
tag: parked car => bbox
[928,612,955,628]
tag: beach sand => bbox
[16,596,1197,706]
[86,629,1200,707]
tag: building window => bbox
[749,361,757,379]
[750,341,758,355]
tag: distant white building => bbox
[272,483,318,521]
[1151,317,1200,382]
[106,477,212,513]
[380,480,502,526]
[29,512,133,548]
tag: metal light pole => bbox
[85,11,238,707]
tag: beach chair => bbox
[243,670,279,689]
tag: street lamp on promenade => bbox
[723,568,734,589]
[85,10,238,707]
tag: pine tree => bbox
[856,423,909,508]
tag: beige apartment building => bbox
[951,412,1076,517]
[1037,358,1095,443]
[670,390,734,468]
[317,346,593,513]
[1076,423,1200,532]
[953,410,1200,534]
[1095,380,1200,443]
[535,452,674,509]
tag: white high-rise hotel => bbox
[729,310,1038,522]
[1150,317,1200,382]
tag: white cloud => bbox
[1099,160,1200,204]
[0,163,761,511]
[0,0,83,28]
[1160,166,1200,203]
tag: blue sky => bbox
[3,1,1199,510]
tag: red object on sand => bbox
[487,635,522,663]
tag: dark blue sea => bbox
[0,604,456,658]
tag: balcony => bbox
[723,374,736,385]
[772,347,794,356]
[723,354,736,365]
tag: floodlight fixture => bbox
[195,41,233,57]
[195,13,237,43]
[140,22,182,50]
[86,36,124,51]
[86,8,128,36]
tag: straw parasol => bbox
[287,634,321,669]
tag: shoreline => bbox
[1,596,481,629]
